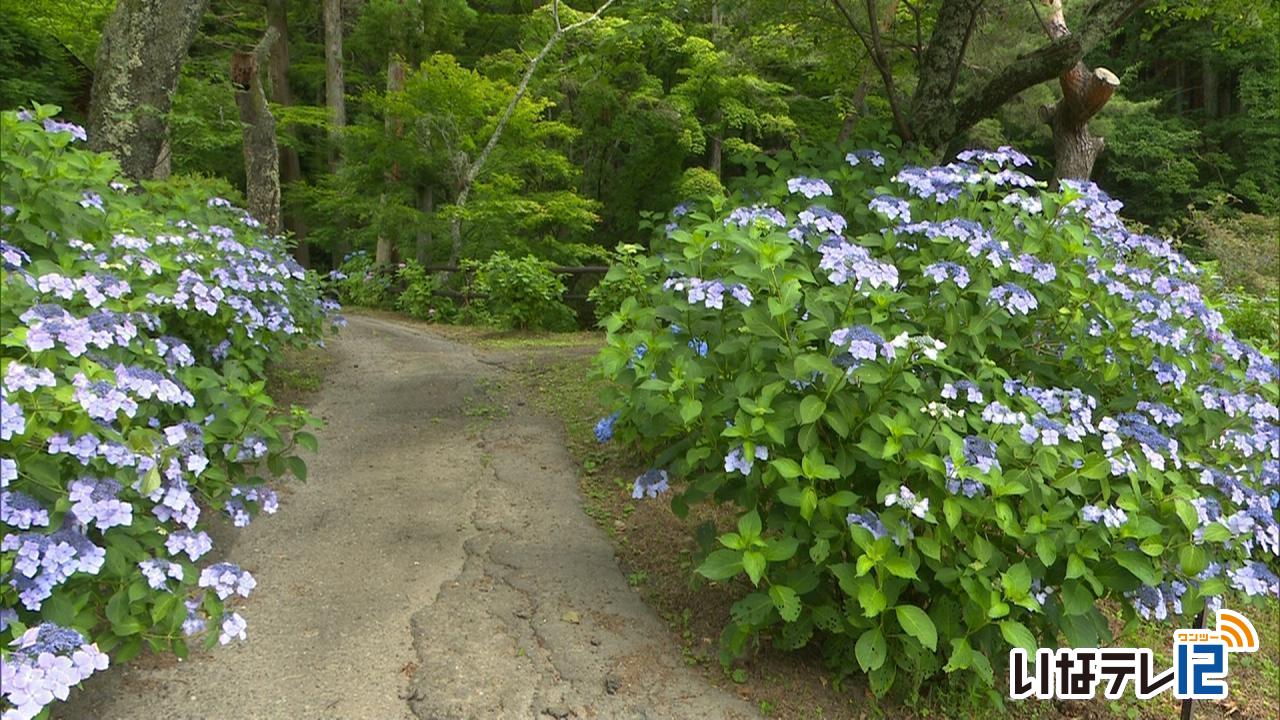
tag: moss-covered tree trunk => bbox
[267,0,309,266]
[324,0,349,268]
[375,54,405,267]
[88,0,209,180]
[232,30,282,235]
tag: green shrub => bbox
[466,251,575,330]
[393,260,442,320]
[588,244,649,324]
[333,251,393,309]
[595,145,1279,702]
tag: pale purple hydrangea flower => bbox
[787,176,833,199]
[988,283,1038,315]
[921,261,970,288]
[845,149,885,168]
[868,195,911,223]
[830,325,895,363]
[725,445,768,476]
[43,118,87,142]
[0,491,49,529]
[198,562,257,600]
[632,469,670,499]
[138,558,184,590]
[66,478,131,530]
[165,530,213,561]
[218,612,248,645]
[1081,504,1128,529]
[884,485,929,518]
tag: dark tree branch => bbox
[830,0,913,141]
[943,0,1146,145]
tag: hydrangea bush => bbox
[595,143,1279,698]
[1,106,340,719]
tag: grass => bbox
[264,344,333,405]
[493,330,1280,720]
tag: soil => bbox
[61,313,757,720]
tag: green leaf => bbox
[139,466,161,495]
[770,585,801,622]
[1060,580,1094,616]
[286,455,308,482]
[763,536,799,562]
[294,431,318,453]
[1179,545,1207,577]
[1066,553,1087,579]
[944,637,973,672]
[696,549,743,581]
[1115,550,1159,586]
[1000,620,1038,653]
[884,556,918,580]
[771,458,802,479]
[800,487,818,521]
[855,627,887,672]
[1001,562,1032,598]
[737,510,762,540]
[798,395,826,424]
[858,583,887,618]
[680,398,703,424]
[894,605,937,651]
[742,550,766,586]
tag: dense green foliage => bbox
[595,144,1278,701]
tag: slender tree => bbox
[323,0,349,267]
[375,54,406,266]
[266,0,310,264]
[88,0,209,180]
[448,0,616,265]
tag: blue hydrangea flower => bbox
[594,412,619,443]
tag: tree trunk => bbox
[232,30,282,235]
[88,0,209,180]
[323,0,349,268]
[416,184,433,265]
[266,0,309,265]
[1037,0,1120,183]
[1202,55,1219,118]
[375,54,406,267]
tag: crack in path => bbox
[64,313,754,720]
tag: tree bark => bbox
[232,29,282,235]
[88,0,209,180]
[323,0,349,268]
[266,0,309,265]
[1037,0,1121,183]
[376,54,406,267]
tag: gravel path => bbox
[64,313,755,720]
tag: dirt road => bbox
[64,313,755,720]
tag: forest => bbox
[1,0,1278,718]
